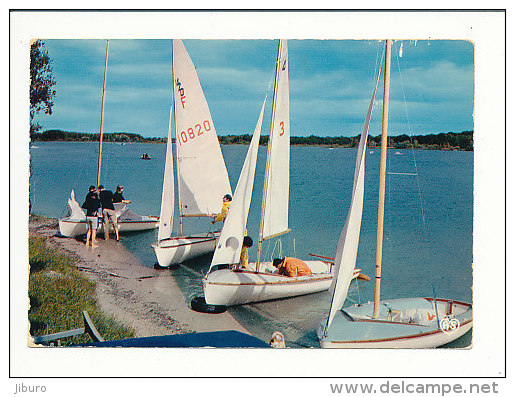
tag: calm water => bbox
[29,141,473,347]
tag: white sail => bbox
[209,97,267,271]
[158,106,175,241]
[325,70,382,332]
[68,190,86,220]
[172,39,232,216]
[262,40,290,239]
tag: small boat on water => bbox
[58,40,158,238]
[317,40,472,348]
[141,153,151,160]
[151,39,232,267]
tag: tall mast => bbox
[255,40,282,272]
[172,40,184,237]
[373,39,392,318]
[96,39,109,188]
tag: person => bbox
[98,185,119,241]
[212,194,232,224]
[272,257,312,277]
[81,185,100,247]
[239,236,253,270]
[113,185,131,204]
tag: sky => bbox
[33,39,474,138]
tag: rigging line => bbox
[387,172,418,176]
[355,277,362,305]
[394,45,428,232]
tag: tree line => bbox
[31,129,473,151]
[216,131,473,151]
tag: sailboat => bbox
[58,40,159,238]
[151,40,232,268]
[201,40,361,308]
[317,40,472,348]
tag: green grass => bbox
[28,236,135,345]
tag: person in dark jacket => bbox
[82,185,100,247]
[113,185,131,204]
[98,185,119,241]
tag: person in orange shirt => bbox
[272,257,312,277]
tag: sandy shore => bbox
[29,217,250,339]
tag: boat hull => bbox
[152,232,220,267]
[318,297,472,348]
[58,217,159,238]
[203,261,339,306]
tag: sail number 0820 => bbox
[178,120,212,145]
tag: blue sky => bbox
[34,39,474,138]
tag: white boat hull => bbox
[204,261,361,306]
[318,297,472,348]
[58,217,159,238]
[152,232,220,268]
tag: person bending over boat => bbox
[272,257,312,277]
[212,194,232,224]
[98,185,119,241]
[82,185,100,247]
[113,185,131,204]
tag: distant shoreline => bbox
[30,129,473,151]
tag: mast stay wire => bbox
[394,42,428,234]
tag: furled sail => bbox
[67,190,86,220]
[158,106,175,241]
[172,39,232,216]
[325,69,382,333]
[262,40,290,239]
[209,97,267,271]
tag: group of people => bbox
[212,193,312,277]
[81,185,130,247]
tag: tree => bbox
[30,40,56,134]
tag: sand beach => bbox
[28,216,250,339]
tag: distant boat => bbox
[58,39,158,238]
[394,151,402,155]
[151,40,232,268]
[141,153,151,160]
[317,40,472,348]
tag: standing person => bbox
[113,185,131,204]
[98,185,119,241]
[272,257,312,277]
[239,236,253,270]
[212,194,232,224]
[82,185,100,247]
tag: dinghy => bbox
[202,41,361,307]
[151,40,232,267]
[59,191,158,237]
[317,40,472,348]
[58,40,158,238]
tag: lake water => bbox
[29,141,473,348]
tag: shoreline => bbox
[28,216,250,339]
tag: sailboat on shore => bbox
[317,40,472,348]
[58,40,159,238]
[152,40,232,268]
[201,40,362,308]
